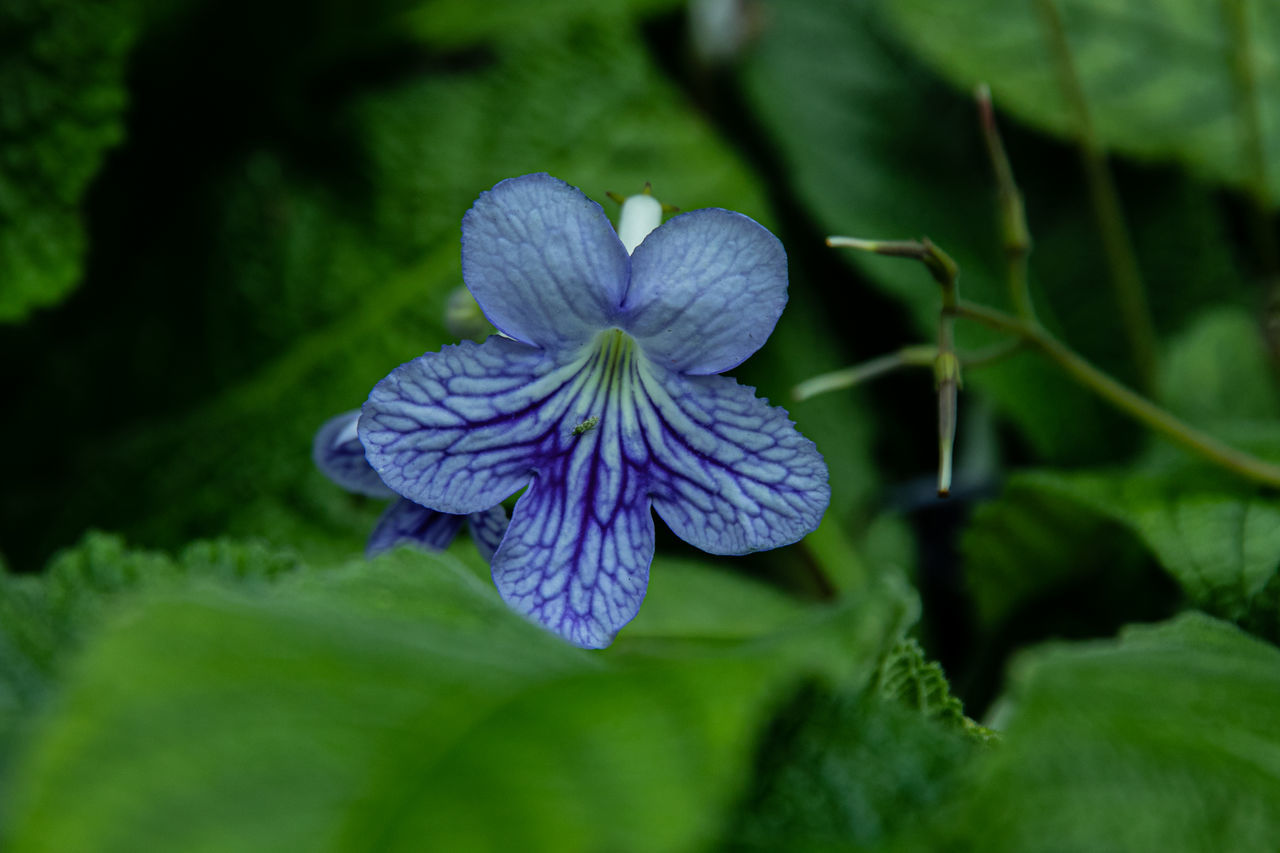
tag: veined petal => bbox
[313,410,395,499]
[360,336,595,515]
[467,504,510,563]
[622,208,787,375]
[462,173,630,349]
[491,401,654,649]
[636,364,829,554]
[367,499,464,558]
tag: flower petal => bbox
[366,499,464,558]
[467,505,510,563]
[622,208,787,375]
[462,173,630,349]
[360,336,594,515]
[636,365,829,554]
[491,413,654,649]
[312,410,395,498]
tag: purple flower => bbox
[313,410,507,559]
[360,174,830,648]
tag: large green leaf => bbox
[906,613,1280,852]
[741,0,1249,463]
[1,541,913,851]
[0,533,307,807]
[886,0,1280,203]
[0,0,138,321]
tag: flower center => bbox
[563,328,640,439]
[595,327,636,384]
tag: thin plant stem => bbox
[1221,0,1278,273]
[1036,0,1160,392]
[975,84,1036,322]
[792,345,936,401]
[1220,0,1280,362]
[952,300,1280,488]
[792,340,1024,401]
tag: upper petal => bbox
[312,410,395,499]
[621,208,787,375]
[636,365,829,554]
[461,173,630,349]
[359,336,587,515]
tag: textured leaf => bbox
[0,533,305,807]
[742,0,1249,463]
[886,0,1280,202]
[908,614,1280,853]
[872,638,992,741]
[1018,471,1280,637]
[0,0,138,321]
[2,544,914,852]
[726,684,979,852]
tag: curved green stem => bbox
[1036,0,1160,392]
[1221,0,1278,272]
[953,300,1280,488]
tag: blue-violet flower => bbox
[360,173,830,647]
[313,410,508,559]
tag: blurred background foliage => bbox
[2,0,1280,850]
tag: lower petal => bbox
[490,430,653,649]
[467,505,510,563]
[637,366,830,555]
[367,499,464,557]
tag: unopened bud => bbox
[615,187,664,254]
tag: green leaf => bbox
[960,477,1161,632]
[741,0,1249,463]
[0,533,307,807]
[2,545,914,851]
[621,555,808,642]
[964,307,1280,637]
[1157,306,1280,428]
[0,0,138,322]
[885,0,1280,203]
[872,638,993,741]
[1017,470,1280,639]
[725,685,980,852]
[908,613,1280,853]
